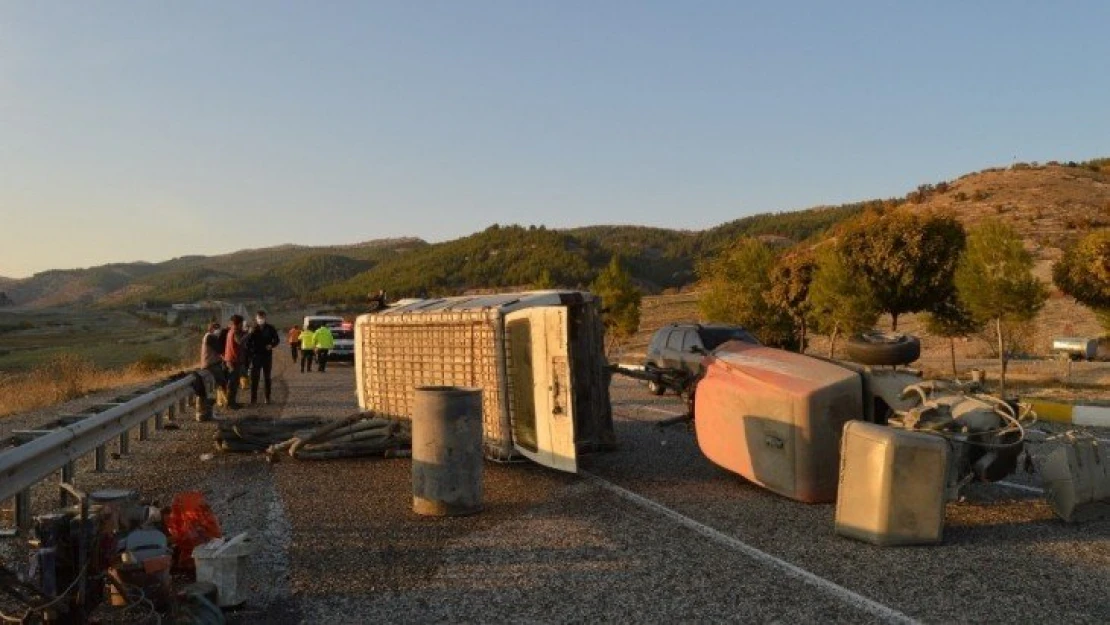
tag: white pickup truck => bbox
[302,315,354,362]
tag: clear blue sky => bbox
[2,1,1108,278]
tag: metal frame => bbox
[0,371,210,528]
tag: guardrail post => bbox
[139,418,149,441]
[95,444,107,472]
[167,403,176,422]
[15,490,32,529]
[60,462,75,507]
[154,409,164,430]
[119,429,131,455]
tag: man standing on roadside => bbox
[314,323,335,372]
[222,314,247,409]
[299,325,316,373]
[243,310,281,404]
[197,321,224,420]
[201,321,224,376]
[287,325,302,363]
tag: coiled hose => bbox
[215,413,411,460]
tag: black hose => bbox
[214,412,411,460]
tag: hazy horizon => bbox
[4,2,1109,278]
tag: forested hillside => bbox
[7,157,1110,308]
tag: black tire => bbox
[844,332,921,366]
[645,364,667,395]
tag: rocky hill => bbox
[895,160,1110,256]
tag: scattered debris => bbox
[5,486,236,623]
[194,532,255,607]
[215,416,328,453]
[1037,431,1110,522]
[614,334,1110,545]
[215,413,412,460]
[267,413,411,461]
[165,492,222,571]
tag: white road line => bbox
[634,405,685,418]
[996,481,1045,495]
[582,471,921,625]
[617,404,683,417]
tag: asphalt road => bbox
[4,355,1107,623]
[270,358,1109,624]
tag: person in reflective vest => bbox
[299,326,317,373]
[314,324,335,372]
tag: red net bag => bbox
[165,491,222,570]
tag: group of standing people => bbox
[285,323,335,373]
[200,310,281,410]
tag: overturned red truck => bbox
[624,332,1109,545]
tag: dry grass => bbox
[614,290,701,361]
[0,354,178,419]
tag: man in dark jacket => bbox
[242,309,281,404]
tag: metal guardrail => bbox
[0,370,210,528]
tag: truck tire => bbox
[645,364,667,395]
[844,332,921,366]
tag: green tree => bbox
[807,245,881,357]
[923,295,982,380]
[591,256,642,357]
[533,269,556,289]
[698,238,796,348]
[838,211,966,330]
[1053,230,1110,332]
[765,251,816,352]
[955,219,1048,397]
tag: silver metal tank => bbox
[1052,337,1098,361]
[412,386,484,516]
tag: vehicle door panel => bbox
[504,307,577,473]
